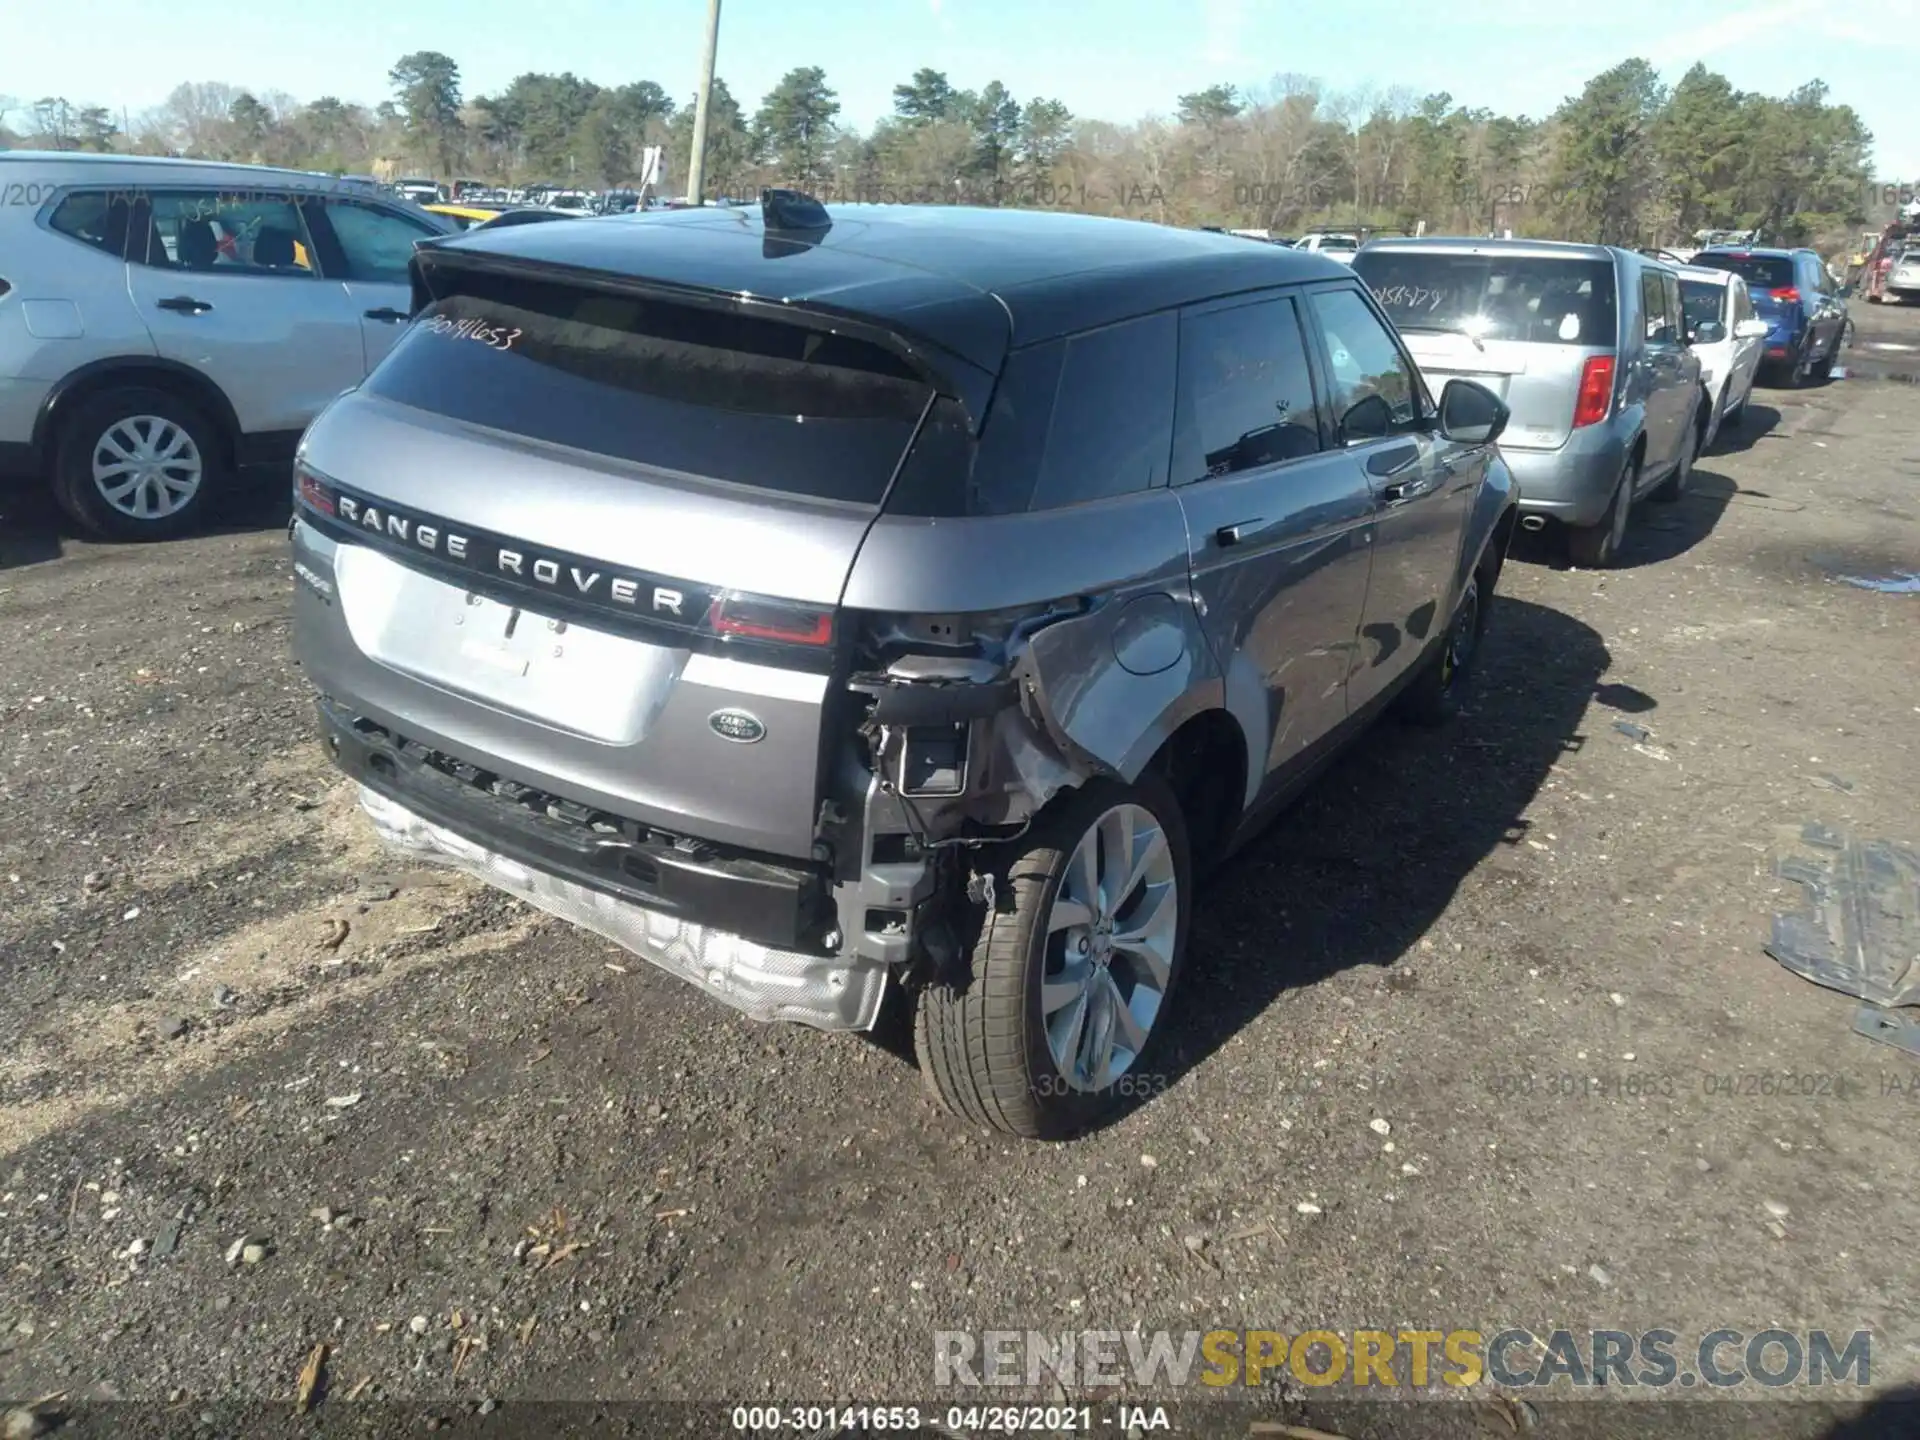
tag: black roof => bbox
[428,204,1352,373]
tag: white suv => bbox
[0,152,451,539]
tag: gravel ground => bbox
[1,305,1918,1440]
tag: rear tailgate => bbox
[1359,246,1617,451]
[293,252,983,860]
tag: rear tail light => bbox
[294,462,336,517]
[1769,287,1801,304]
[708,593,834,648]
[1572,355,1616,428]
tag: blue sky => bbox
[8,0,1917,177]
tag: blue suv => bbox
[1689,247,1847,386]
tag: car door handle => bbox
[155,295,212,314]
[363,307,410,322]
[1380,476,1434,504]
[1215,519,1261,547]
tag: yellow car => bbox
[423,203,508,232]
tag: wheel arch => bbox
[32,358,241,470]
[1140,706,1250,875]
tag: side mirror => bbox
[1437,378,1509,446]
[1689,320,1727,345]
[1340,393,1396,443]
[1734,318,1771,340]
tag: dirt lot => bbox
[1,303,1917,1440]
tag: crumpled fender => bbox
[1011,590,1228,788]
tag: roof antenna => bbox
[761,188,831,233]
[760,187,831,259]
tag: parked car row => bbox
[1351,236,1846,565]
[1,153,1866,1136]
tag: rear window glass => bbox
[1693,253,1793,291]
[1679,280,1724,333]
[1354,251,1617,345]
[365,268,936,507]
[48,191,134,257]
[1029,314,1176,510]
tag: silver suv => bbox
[1354,238,1706,567]
[290,197,1520,1137]
[0,152,449,539]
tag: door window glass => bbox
[327,202,435,285]
[1661,272,1684,339]
[139,193,318,275]
[1308,287,1422,441]
[1639,270,1670,342]
[1176,296,1321,480]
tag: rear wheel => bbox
[1567,456,1636,568]
[1810,331,1839,382]
[915,774,1191,1139]
[52,387,226,541]
[1395,571,1486,727]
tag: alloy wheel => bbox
[91,416,204,520]
[1039,803,1179,1092]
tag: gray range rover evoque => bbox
[290,192,1519,1138]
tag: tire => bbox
[51,387,226,541]
[1810,334,1838,383]
[1566,455,1636,568]
[1650,410,1701,502]
[1786,335,1815,389]
[915,773,1192,1140]
[1395,570,1487,728]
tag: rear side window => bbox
[1028,313,1176,510]
[137,193,319,275]
[1176,295,1322,480]
[1354,250,1617,346]
[963,313,1177,514]
[367,268,934,507]
[48,191,134,258]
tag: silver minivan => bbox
[1354,239,1706,566]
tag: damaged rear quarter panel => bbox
[842,491,1228,787]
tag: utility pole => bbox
[685,0,723,204]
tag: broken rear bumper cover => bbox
[319,699,896,1031]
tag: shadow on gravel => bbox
[1815,1385,1920,1439]
[1130,594,1614,1115]
[0,484,64,572]
[1707,401,1784,456]
[1506,469,1736,573]
[0,470,293,573]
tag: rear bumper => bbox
[1501,424,1631,528]
[356,781,891,1031]
[319,696,833,952]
